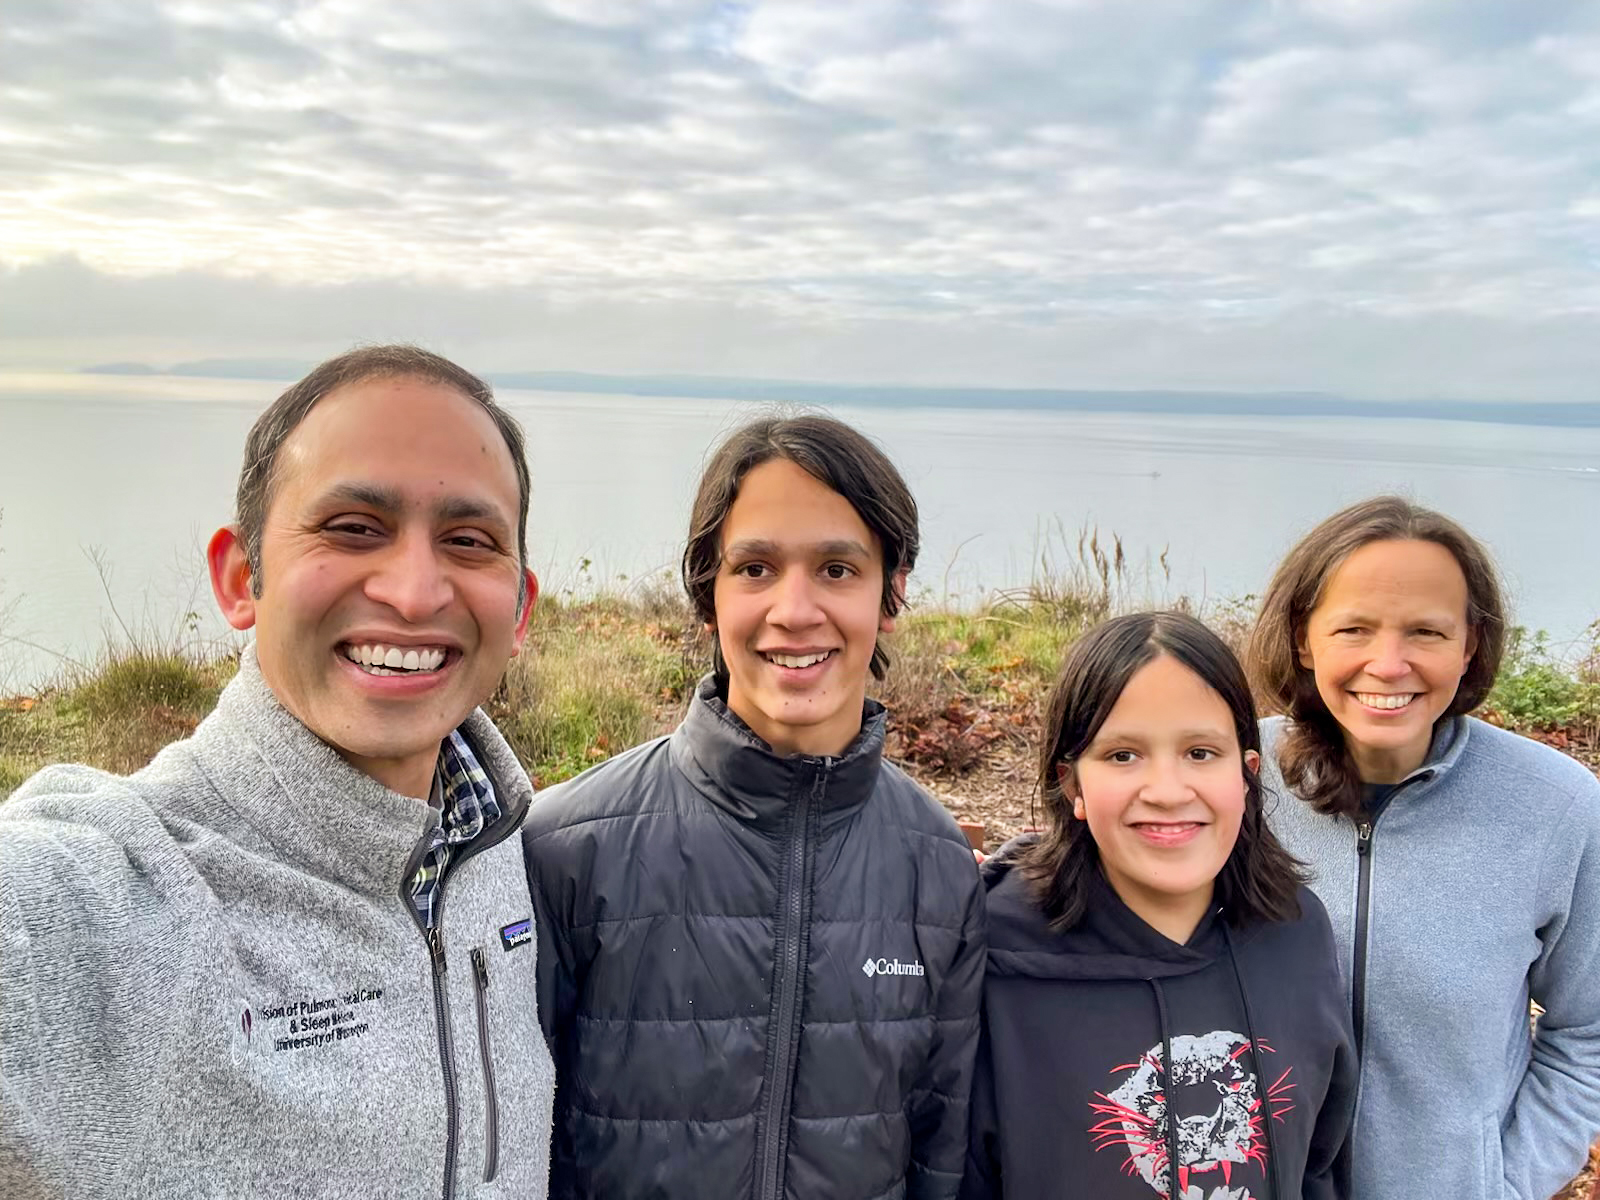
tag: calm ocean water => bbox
[1,371,1597,692]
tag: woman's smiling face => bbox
[1298,538,1477,783]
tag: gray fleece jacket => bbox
[1262,714,1600,1200]
[0,649,555,1199]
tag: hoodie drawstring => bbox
[1223,923,1281,1200]
[1149,978,1182,1200]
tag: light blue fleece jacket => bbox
[0,648,555,1199]
[1261,714,1600,1200]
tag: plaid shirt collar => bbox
[407,730,501,930]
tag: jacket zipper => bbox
[753,765,823,1200]
[429,927,460,1200]
[470,947,501,1183]
[398,747,533,1200]
[1352,820,1373,1058]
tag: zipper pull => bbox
[471,946,488,990]
[429,927,448,971]
[1356,822,1373,857]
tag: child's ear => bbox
[1055,761,1085,819]
[1244,748,1260,774]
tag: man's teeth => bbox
[1356,692,1416,710]
[766,651,834,669]
[342,644,448,675]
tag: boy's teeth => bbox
[1357,692,1415,710]
[342,644,448,674]
[769,651,831,669]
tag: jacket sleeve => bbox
[1500,780,1600,1200]
[908,857,987,1200]
[1301,999,1357,1200]
[522,825,579,1059]
[957,1010,1001,1200]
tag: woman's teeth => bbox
[1355,692,1416,710]
[343,644,448,675]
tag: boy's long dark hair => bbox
[681,415,919,683]
[1022,612,1305,932]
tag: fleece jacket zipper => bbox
[470,947,501,1183]
[400,768,531,1200]
[753,763,824,1200]
[428,927,461,1200]
[1352,819,1375,1059]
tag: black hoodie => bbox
[962,836,1355,1200]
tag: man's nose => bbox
[365,531,453,622]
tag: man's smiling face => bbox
[209,375,535,797]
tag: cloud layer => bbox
[3,0,1599,396]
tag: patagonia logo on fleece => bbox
[500,917,533,952]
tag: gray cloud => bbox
[2,0,1599,396]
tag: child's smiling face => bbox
[1070,652,1256,942]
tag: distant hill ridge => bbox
[78,360,1600,428]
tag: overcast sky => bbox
[3,0,1599,400]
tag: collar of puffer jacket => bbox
[668,674,888,830]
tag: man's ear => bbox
[207,526,258,631]
[509,568,539,656]
[879,567,911,633]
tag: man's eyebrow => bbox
[313,484,511,529]
[722,538,874,559]
[435,496,511,527]
[318,482,403,512]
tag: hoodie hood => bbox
[980,832,1232,982]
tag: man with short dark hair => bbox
[0,346,555,1198]
[524,415,986,1199]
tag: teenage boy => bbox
[523,415,986,1199]
[0,347,553,1198]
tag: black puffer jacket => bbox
[523,676,986,1200]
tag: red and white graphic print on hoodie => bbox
[961,837,1356,1200]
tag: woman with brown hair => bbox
[1248,496,1600,1200]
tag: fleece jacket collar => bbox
[193,646,531,898]
[667,673,886,831]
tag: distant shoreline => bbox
[72,360,1600,429]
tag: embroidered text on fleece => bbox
[523,675,987,1200]
[0,648,555,1199]
[1261,714,1600,1200]
[961,837,1356,1200]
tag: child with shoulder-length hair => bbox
[525,414,986,1200]
[1247,496,1600,1200]
[964,612,1356,1200]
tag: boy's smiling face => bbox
[712,458,898,758]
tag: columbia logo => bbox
[861,956,925,978]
